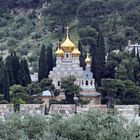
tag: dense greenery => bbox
[61,76,81,103]
[0,110,140,140]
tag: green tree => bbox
[46,44,54,77]
[5,56,15,86]
[99,78,126,106]
[107,32,126,51]
[2,66,10,102]
[61,76,81,103]
[77,0,108,28]
[94,31,106,87]
[19,59,31,86]
[26,82,43,104]
[10,52,20,84]
[78,41,86,70]
[38,44,47,82]
[79,26,97,46]
[40,78,60,96]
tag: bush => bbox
[0,110,140,140]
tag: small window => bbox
[82,81,84,85]
[86,81,88,85]
[66,54,69,58]
[91,81,93,85]
[58,81,60,86]
[86,74,88,77]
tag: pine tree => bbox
[46,44,54,77]
[38,44,47,82]
[78,41,86,70]
[3,66,10,102]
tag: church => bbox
[44,27,101,105]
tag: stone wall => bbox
[114,105,139,117]
[0,104,13,118]
[0,104,139,118]
[49,104,76,116]
[20,104,45,115]
[49,104,107,116]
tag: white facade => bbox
[49,49,96,91]
[125,40,140,55]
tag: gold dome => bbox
[55,46,64,57]
[61,26,75,52]
[72,45,81,57]
[85,53,91,64]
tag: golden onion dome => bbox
[55,46,64,57]
[72,45,81,57]
[85,53,91,64]
[60,26,75,52]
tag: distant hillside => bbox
[0,0,140,72]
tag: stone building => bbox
[125,40,140,55]
[48,27,101,105]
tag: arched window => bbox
[86,81,88,85]
[66,54,69,58]
[58,81,60,86]
[91,81,93,85]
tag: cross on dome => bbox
[65,26,70,36]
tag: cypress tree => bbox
[19,59,31,86]
[78,41,86,70]
[3,66,10,102]
[10,52,20,84]
[5,56,15,86]
[38,44,47,82]
[22,59,31,85]
[95,31,106,87]
[0,57,4,93]
[46,44,54,77]
[90,43,96,79]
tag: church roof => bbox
[55,47,64,57]
[81,92,101,97]
[42,90,52,96]
[72,47,81,56]
[61,26,75,52]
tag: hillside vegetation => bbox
[0,0,140,56]
[1,0,140,105]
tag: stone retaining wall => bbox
[0,104,139,118]
[20,104,45,115]
[0,104,13,118]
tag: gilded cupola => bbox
[85,52,91,64]
[72,43,81,57]
[60,26,75,52]
[55,43,64,57]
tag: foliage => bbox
[38,44,47,82]
[0,110,139,140]
[61,76,81,103]
[40,78,60,96]
[99,78,140,105]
